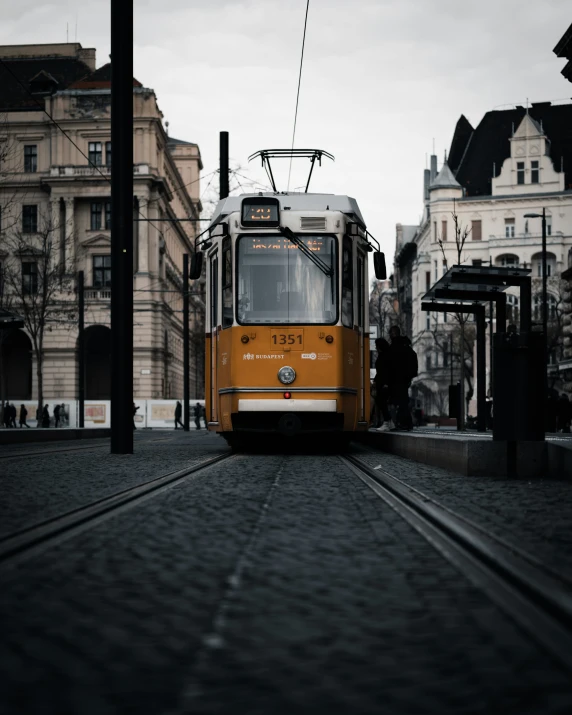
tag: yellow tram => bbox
[192,159,386,446]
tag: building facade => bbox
[0,43,204,407]
[395,102,572,416]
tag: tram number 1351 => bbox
[270,330,303,348]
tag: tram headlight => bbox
[278,366,296,385]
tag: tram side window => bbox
[357,254,364,328]
[342,237,353,327]
[211,257,218,330]
[222,238,233,328]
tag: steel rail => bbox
[341,454,572,674]
[0,452,234,566]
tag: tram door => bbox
[357,251,366,421]
[210,252,219,423]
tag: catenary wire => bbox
[287,0,310,191]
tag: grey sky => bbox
[1,0,570,263]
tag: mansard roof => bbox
[0,56,92,110]
[448,102,572,196]
[68,63,142,89]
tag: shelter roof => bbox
[423,265,531,303]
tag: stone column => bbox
[50,198,61,271]
[64,197,75,272]
[137,196,149,274]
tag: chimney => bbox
[423,168,430,201]
[430,154,438,181]
[77,47,96,71]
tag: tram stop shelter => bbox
[421,265,534,437]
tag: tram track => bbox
[342,453,572,674]
[0,434,176,460]
[0,452,234,567]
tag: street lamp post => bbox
[524,208,548,424]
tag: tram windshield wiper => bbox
[278,226,333,277]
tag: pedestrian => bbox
[373,337,392,432]
[387,325,418,431]
[556,393,571,433]
[60,404,67,427]
[9,403,17,428]
[2,402,9,428]
[133,402,139,430]
[19,404,30,428]
[54,403,61,428]
[174,400,184,429]
[201,404,207,428]
[194,402,202,430]
[42,404,50,428]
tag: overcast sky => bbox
[1,0,570,264]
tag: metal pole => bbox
[220,131,229,200]
[183,254,190,431]
[489,300,494,396]
[476,306,486,432]
[449,332,453,385]
[541,207,549,430]
[110,0,134,454]
[78,270,85,428]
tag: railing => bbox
[49,164,150,177]
[84,288,111,300]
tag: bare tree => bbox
[369,279,400,337]
[1,209,75,418]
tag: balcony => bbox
[84,288,111,301]
[49,164,150,178]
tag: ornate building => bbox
[395,102,572,416]
[0,43,204,406]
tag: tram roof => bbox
[209,193,366,228]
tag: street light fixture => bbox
[523,208,548,421]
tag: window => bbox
[434,260,438,281]
[433,221,437,243]
[22,261,38,295]
[22,205,37,233]
[426,312,430,330]
[105,201,111,230]
[441,220,447,241]
[88,142,102,166]
[105,142,112,167]
[534,294,557,322]
[497,254,519,267]
[425,271,430,291]
[91,202,102,230]
[443,350,448,368]
[531,160,539,184]
[426,352,432,370]
[517,161,525,185]
[507,294,519,323]
[504,218,515,238]
[93,255,111,288]
[471,220,482,241]
[341,237,353,327]
[443,312,447,323]
[546,216,552,236]
[236,235,337,325]
[24,145,37,173]
[222,237,233,328]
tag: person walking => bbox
[19,404,30,428]
[174,401,184,430]
[133,402,139,430]
[373,337,392,432]
[194,402,202,430]
[201,403,207,428]
[387,325,418,431]
[42,404,50,428]
[53,403,61,428]
[9,403,17,428]
[60,404,67,427]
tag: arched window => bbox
[495,254,519,268]
[531,252,556,278]
[534,294,558,322]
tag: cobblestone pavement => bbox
[1,443,571,714]
[354,443,572,582]
[0,430,229,537]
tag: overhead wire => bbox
[287,0,310,191]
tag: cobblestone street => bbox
[1,431,572,714]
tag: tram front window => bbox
[237,235,337,324]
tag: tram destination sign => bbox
[244,236,326,253]
[241,197,280,227]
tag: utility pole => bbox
[110,0,134,453]
[183,253,190,431]
[78,270,85,428]
[220,131,229,200]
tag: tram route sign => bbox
[241,197,280,227]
